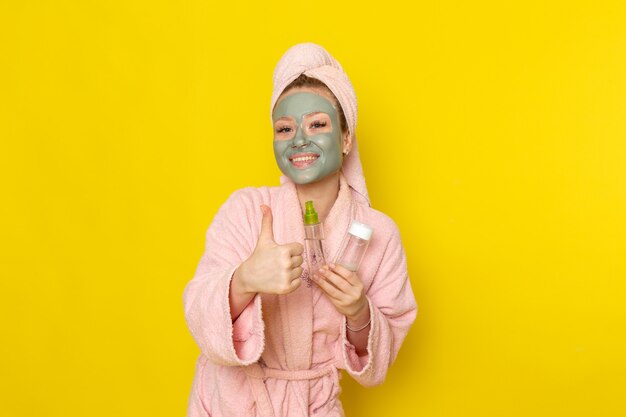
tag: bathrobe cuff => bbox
[225,266,265,364]
[184,263,265,367]
[340,297,375,375]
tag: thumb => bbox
[258,204,275,244]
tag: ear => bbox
[342,130,353,155]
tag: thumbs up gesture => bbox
[236,205,305,295]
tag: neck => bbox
[295,172,340,221]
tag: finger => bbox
[291,255,303,268]
[286,242,304,256]
[258,205,275,244]
[286,277,302,293]
[290,266,303,281]
[313,272,343,300]
[313,278,342,301]
[319,267,352,293]
[330,263,360,285]
[330,263,352,278]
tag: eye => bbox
[276,126,292,134]
[310,120,327,129]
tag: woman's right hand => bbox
[234,205,304,296]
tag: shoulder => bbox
[219,184,282,212]
[353,202,406,262]
[213,184,290,231]
[207,185,280,240]
[357,203,402,242]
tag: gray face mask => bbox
[272,92,344,185]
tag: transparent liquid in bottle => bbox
[303,201,325,287]
[305,222,325,286]
[335,221,373,272]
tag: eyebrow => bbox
[274,116,295,122]
[303,112,328,118]
[274,112,329,123]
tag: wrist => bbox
[346,298,369,325]
[232,263,255,296]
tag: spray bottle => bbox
[303,200,326,287]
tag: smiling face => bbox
[272,88,349,185]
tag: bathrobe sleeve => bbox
[183,189,265,366]
[340,223,417,387]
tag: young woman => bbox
[183,43,417,417]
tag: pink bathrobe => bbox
[183,173,417,416]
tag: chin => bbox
[291,175,319,185]
[287,170,339,186]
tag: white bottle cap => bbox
[348,221,373,241]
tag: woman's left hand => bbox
[312,263,368,321]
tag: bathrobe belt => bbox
[243,362,339,417]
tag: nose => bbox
[292,125,309,147]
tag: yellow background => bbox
[1,1,625,416]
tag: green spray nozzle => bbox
[304,200,319,225]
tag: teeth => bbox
[292,156,318,162]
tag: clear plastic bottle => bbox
[335,221,373,272]
[303,201,325,287]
